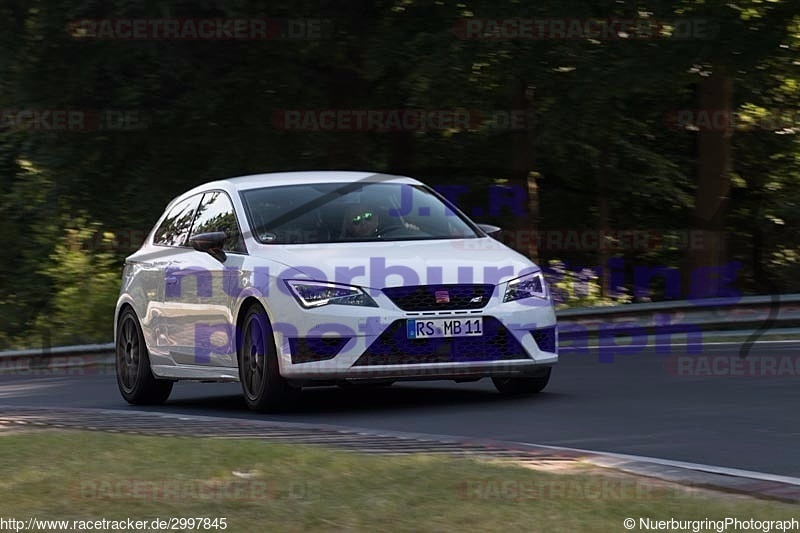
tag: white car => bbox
[115,171,558,411]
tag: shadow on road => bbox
[148,382,567,417]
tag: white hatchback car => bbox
[115,171,558,411]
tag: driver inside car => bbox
[342,204,380,239]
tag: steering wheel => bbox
[376,222,420,239]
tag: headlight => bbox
[503,271,547,302]
[285,280,378,308]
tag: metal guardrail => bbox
[557,293,800,339]
[0,343,114,359]
[0,294,798,369]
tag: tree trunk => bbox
[389,130,414,176]
[597,146,611,297]
[507,79,539,262]
[323,2,375,169]
[385,65,414,176]
[686,73,733,298]
[326,64,368,169]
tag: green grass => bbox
[0,431,797,532]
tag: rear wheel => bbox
[492,367,552,395]
[115,308,173,405]
[238,303,299,412]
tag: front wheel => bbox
[492,367,552,395]
[238,303,299,412]
[115,308,173,405]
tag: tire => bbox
[115,308,173,405]
[492,367,552,395]
[238,303,299,412]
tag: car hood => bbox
[255,238,537,288]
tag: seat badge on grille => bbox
[435,290,450,304]
[470,296,484,303]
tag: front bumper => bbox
[274,288,558,381]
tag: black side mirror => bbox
[477,223,501,239]
[189,232,227,263]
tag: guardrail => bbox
[557,293,800,340]
[0,344,114,375]
[0,343,114,359]
[1,294,799,372]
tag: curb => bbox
[1,405,798,504]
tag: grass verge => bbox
[0,431,797,532]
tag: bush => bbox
[28,220,121,347]
[543,260,631,309]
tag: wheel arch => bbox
[114,300,138,344]
[234,296,278,355]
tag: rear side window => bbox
[153,195,201,247]
[190,191,247,253]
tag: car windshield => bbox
[240,182,482,244]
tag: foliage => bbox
[27,220,120,348]
[1,0,800,347]
[544,260,632,310]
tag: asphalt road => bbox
[1,341,798,477]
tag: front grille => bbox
[289,337,349,364]
[531,326,557,353]
[382,284,494,311]
[353,317,529,366]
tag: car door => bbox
[164,190,247,367]
[145,193,203,362]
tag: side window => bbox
[190,191,247,253]
[153,195,201,247]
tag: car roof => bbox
[181,170,421,197]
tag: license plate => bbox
[407,318,483,339]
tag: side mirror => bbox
[477,223,501,240]
[189,232,227,263]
